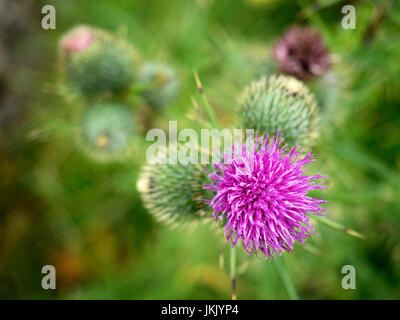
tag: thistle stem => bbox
[230,246,237,300]
[273,257,299,300]
[314,215,365,240]
[130,81,159,94]
[193,70,233,298]
[193,70,221,130]
[219,246,224,270]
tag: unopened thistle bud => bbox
[139,62,179,109]
[137,162,213,227]
[239,74,319,149]
[78,103,135,162]
[60,25,95,55]
[60,26,138,98]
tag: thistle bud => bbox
[137,162,213,227]
[239,74,319,149]
[78,103,136,162]
[60,25,95,55]
[60,26,138,98]
[273,25,332,81]
[139,62,179,109]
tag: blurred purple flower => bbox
[60,26,94,54]
[273,26,332,81]
[204,133,327,259]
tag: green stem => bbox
[130,81,160,95]
[193,71,232,298]
[314,216,365,240]
[219,245,224,270]
[273,257,299,300]
[230,246,237,300]
[193,71,221,130]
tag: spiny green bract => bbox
[239,74,319,149]
[78,103,135,162]
[139,62,179,109]
[65,28,138,98]
[137,162,213,228]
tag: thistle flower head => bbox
[273,26,332,81]
[78,103,135,162]
[138,161,213,227]
[204,133,327,259]
[61,27,138,98]
[60,25,95,54]
[239,75,319,149]
[139,62,180,109]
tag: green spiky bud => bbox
[61,26,138,98]
[78,103,135,162]
[137,162,213,227]
[139,62,179,109]
[239,74,319,149]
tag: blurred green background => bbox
[1,0,400,299]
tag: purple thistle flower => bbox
[273,25,332,81]
[204,132,327,259]
[60,26,95,54]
